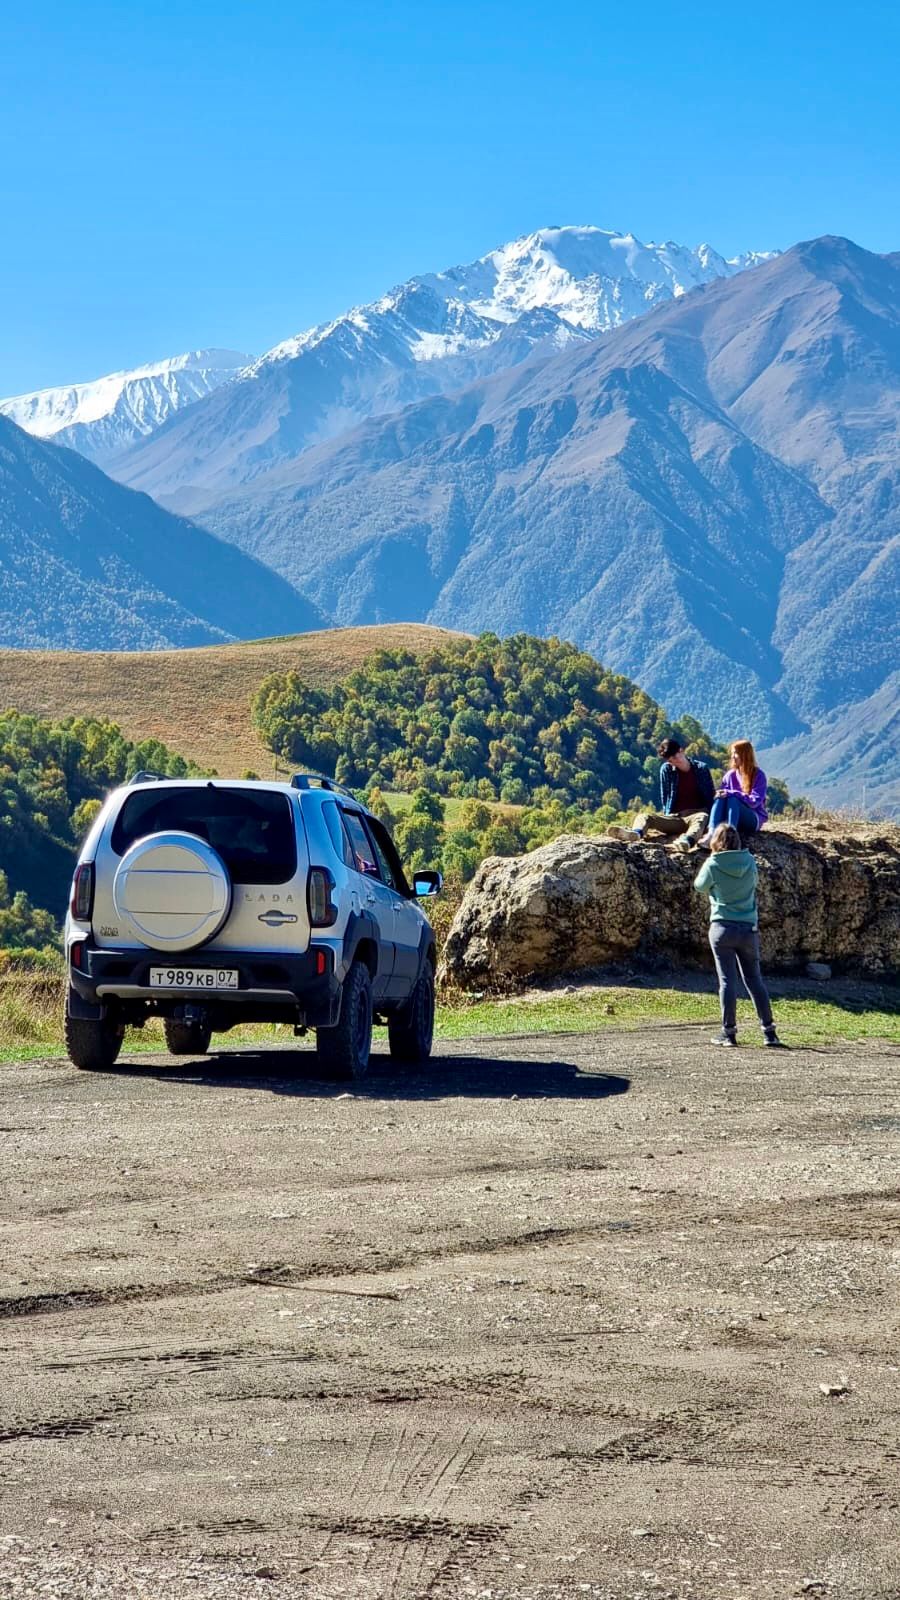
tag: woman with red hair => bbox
[701,739,768,843]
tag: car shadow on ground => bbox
[102,1049,631,1101]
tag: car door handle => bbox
[366,891,376,904]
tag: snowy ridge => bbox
[9,225,775,497]
[0,349,249,461]
[253,226,776,372]
[108,223,776,510]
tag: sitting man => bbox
[607,737,714,851]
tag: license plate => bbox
[149,968,239,990]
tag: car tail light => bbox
[71,863,94,922]
[307,867,337,928]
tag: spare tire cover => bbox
[113,831,232,952]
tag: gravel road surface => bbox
[1,1030,898,1599]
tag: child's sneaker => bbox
[710,1030,737,1047]
[763,1028,787,1048]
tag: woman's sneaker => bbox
[710,1030,737,1047]
[763,1028,787,1048]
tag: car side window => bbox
[366,823,399,890]
[341,810,381,879]
[367,816,410,896]
[322,800,355,869]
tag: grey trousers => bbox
[709,921,774,1034]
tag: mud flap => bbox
[66,987,108,1022]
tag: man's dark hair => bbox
[657,737,682,760]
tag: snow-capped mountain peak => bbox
[251,224,775,377]
[9,224,775,504]
[0,348,250,462]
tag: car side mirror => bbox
[413,869,443,898]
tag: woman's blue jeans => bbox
[709,794,759,834]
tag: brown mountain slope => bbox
[0,624,463,776]
[196,237,899,764]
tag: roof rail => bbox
[127,770,168,786]
[290,771,358,801]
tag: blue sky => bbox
[3,0,899,393]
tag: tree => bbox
[394,811,444,874]
[364,786,396,829]
[0,872,60,951]
[72,798,103,837]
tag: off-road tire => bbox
[64,1001,124,1072]
[388,961,435,1064]
[316,961,373,1082]
[164,1018,213,1056]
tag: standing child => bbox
[693,823,785,1048]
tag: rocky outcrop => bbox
[441,822,900,989]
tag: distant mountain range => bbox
[188,235,895,806]
[0,349,248,463]
[0,414,320,649]
[0,225,896,810]
[0,228,769,512]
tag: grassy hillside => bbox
[0,624,463,777]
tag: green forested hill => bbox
[252,633,724,810]
[252,633,794,883]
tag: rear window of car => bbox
[111,786,298,885]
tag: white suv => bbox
[64,773,441,1080]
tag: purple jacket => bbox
[719,767,768,825]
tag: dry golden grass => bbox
[0,624,463,776]
[0,966,64,1053]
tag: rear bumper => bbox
[68,942,341,1027]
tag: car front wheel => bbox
[388,962,435,1064]
[316,960,373,1082]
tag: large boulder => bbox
[440,822,900,989]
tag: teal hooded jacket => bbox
[693,849,758,926]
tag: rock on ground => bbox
[441,820,900,989]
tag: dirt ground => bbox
[1,1029,898,1600]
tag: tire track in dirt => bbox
[5,1179,897,1326]
[0,1407,130,1444]
[300,1422,494,1598]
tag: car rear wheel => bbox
[316,961,372,1082]
[388,961,435,1064]
[64,998,124,1072]
[164,1017,213,1056]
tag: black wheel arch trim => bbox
[341,909,383,978]
[415,926,437,985]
